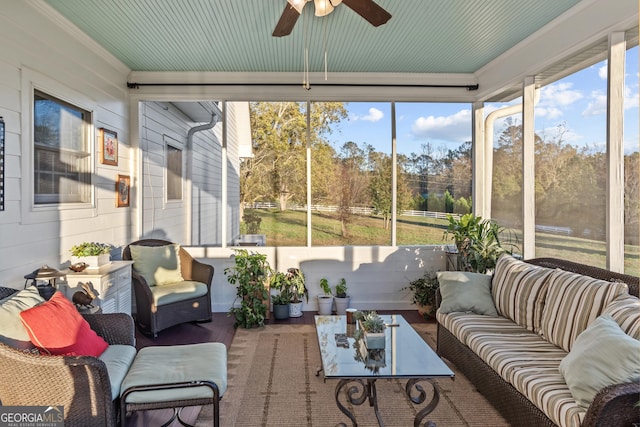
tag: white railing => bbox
[244,203,459,219]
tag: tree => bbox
[243,102,347,212]
[369,151,412,229]
[336,141,369,237]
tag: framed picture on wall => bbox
[100,128,118,166]
[116,174,130,207]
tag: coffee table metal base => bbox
[334,377,439,427]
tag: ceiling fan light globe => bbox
[314,0,334,16]
[287,0,308,14]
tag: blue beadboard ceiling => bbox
[42,0,583,74]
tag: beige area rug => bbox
[196,323,508,427]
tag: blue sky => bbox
[328,46,639,157]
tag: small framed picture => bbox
[100,128,118,166]
[116,174,130,207]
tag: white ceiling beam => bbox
[474,0,637,101]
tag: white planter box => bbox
[71,254,110,269]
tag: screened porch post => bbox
[471,102,487,219]
[522,77,536,259]
[606,31,626,272]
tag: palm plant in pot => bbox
[225,249,273,328]
[401,271,439,320]
[318,278,334,315]
[445,213,518,273]
[333,278,350,315]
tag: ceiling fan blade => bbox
[342,0,391,27]
[272,3,302,37]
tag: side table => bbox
[62,261,133,315]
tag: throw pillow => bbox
[602,293,640,340]
[437,271,498,316]
[559,315,640,409]
[19,291,108,357]
[539,269,628,352]
[129,243,184,286]
[491,255,554,332]
[0,286,45,350]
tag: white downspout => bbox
[186,113,219,245]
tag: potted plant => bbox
[285,268,307,318]
[225,249,273,328]
[270,271,290,320]
[354,310,386,349]
[444,213,517,274]
[401,271,439,320]
[69,242,112,269]
[318,278,334,315]
[333,278,350,315]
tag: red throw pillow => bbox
[19,292,108,357]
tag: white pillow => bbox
[559,315,640,409]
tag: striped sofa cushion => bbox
[436,311,524,346]
[539,270,628,352]
[463,326,584,427]
[602,293,640,340]
[491,255,554,332]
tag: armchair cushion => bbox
[99,344,138,400]
[150,280,209,306]
[129,243,185,286]
[19,292,108,357]
[0,286,44,350]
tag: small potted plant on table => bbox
[354,310,386,349]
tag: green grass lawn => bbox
[242,209,640,276]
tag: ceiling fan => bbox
[272,0,392,37]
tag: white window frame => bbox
[164,135,184,203]
[20,68,97,224]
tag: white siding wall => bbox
[224,102,244,243]
[187,245,447,313]
[0,1,131,288]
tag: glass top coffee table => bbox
[315,314,454,427]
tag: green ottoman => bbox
[120,342,227,427]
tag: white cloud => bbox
[351,107,384,122]
[582,90,607,116]
[411,109,471,142]
[535,106,563,120]
[539,82,583,107]
[598,64,608,80]
[624,86,639,109]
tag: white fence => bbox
[244,203,460,220]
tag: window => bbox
[166,143,183,200]
[33,90,91,204]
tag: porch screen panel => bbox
[395,102,472,246]
[623,45,639,276]
[534,63,607,267]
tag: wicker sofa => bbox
[436,257,640,427]
[0,286,136,427]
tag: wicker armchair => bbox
[122,239,214,337]
[0,286,135,427]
